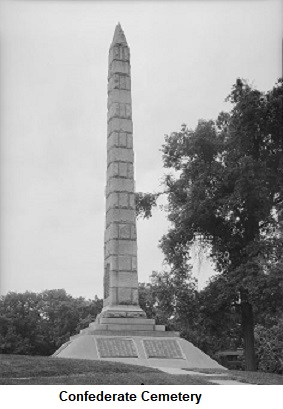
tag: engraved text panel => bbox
[143,339,184,359]
[96,338,138,358]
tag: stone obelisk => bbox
[53,25,224,370]
[102,24,145,317]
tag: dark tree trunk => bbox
[241,300,257,371]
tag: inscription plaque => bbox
[96,338,138,358]
[143,339,184,359]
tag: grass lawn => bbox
[0,354,213,385]
[185,368,283,385]
[229,370,283,385]
[0,355,282,385]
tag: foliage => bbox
[136,78,283,372]
[135,192,159,219]
[160,79,283,274]
[139,271,186,328]
[0,290,102,356]
[255,320,283,374]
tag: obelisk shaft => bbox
[103,24,139,310]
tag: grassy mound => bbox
[0,354,212,385]
[1,355,282,385]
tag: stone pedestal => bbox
[53,331,223,370]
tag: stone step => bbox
[87,321,166,332]
[107,323,155,331]
[99,317,156,325]
[82,324,166,335]
[79,330,179,337]
[155,325,166,331]
[83,323,156,333]
[82,324,108,332]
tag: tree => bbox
[254,319,283,374]
[139,270,200,335]
[160,79,283,273]
[136,78,283,371]
[135,192,159,219]
[0,290,102,356]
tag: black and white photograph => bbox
[0,0,282,398]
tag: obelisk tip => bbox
[112,23,128,46]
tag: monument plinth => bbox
[53,25,224,370]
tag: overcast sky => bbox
[0,0,282,299]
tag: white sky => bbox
[0,0,282,299]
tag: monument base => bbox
[53,313,225,370]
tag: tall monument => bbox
[103,24,144,317]
[53,25,223,370]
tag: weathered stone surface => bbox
[100,318,156,325]
[118,132,127,147]
[124,311,147,319]
[105,223,136,242]
[107,162,119,178]
[103,311,127,318]
[123,103,132,119]
[117,287,132,304]
[131,256,137,270]
[117,256,132,271]
[107,147,134,164]
[106,178,134,196]
[107,132,133,151]
[107,163,131,180]
[108,74,131,91]
[143,339,184,359]
[108,45,130,64]
[107,254,131,271]
[108,117,133,136]
[107,132,119,149]
[130,224,137,239]
[107,191,119,208]
[108,102,120,120]
[105,224,119,241]
[110,271,138,287]
[119,75,131,91]
[118,163,128,178]
[96,338,138,358]
[107,103,132,121]
[155,325,166,331]
[109,60,130,76]
[106,209,135,225]
[126,133,133,148]
[111,24,128,46]
[107,239,137,256]
[118,223,131,239]
[108,287,118,304]
[128,192,135,207]
[105,255,137,273]
[104,255,118,271]
[132,288,139,305]
[104,323,155,331]
[108,89,131,106]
